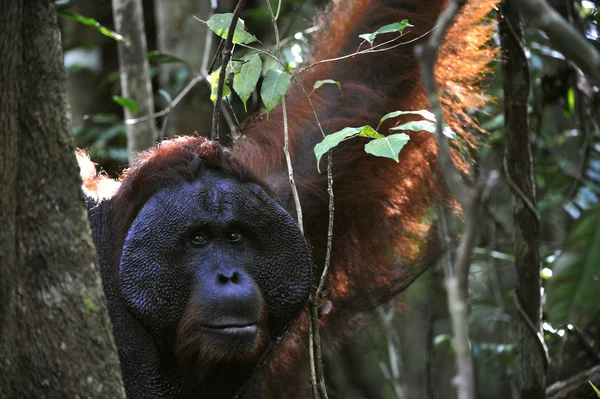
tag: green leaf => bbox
[364,133,410,162]
[210,67,231,104]
[206,13,257,44]
[433,334,452,348]
[58,10,130,45]
[313,126,382,172]
[390,120,456,139]
[547,207,600,327]
[589,381,600,397]
[230,60,243,74]
[377,109,435,129]
[233,54,262,112]
[82,298,97,313]
[113,96,138,116]
[359,20,413,46]
[312,79,342,94]
[567,87,576,114]
[260,69,291,114]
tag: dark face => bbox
[117,170,312,377]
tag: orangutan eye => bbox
[190,233,209,247]
[229,231,242,243]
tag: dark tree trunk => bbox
[499,1,547,398]
[0,1,125,397]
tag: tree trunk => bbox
[499,2,547,398]
[112,0,156,162]
[154,0,215,138]
[0,1,125,397]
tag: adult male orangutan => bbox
[79,0,497,397]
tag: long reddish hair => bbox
[231,0,498,396]
[79,0,498,396]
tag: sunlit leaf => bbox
[58,10,130,45]
[359,20,413,46]
[230,60,243,74]
[377,109,435,129]
[260,69,291,114]
[113,96,138,116]
[314,126,382,172]
[209,67,231,104]
[312,79,342,94]
[364,133,410,162]
[233,54,261,112]
[205,13,257,44]
[390,120,456,139]
[567,87,576,114]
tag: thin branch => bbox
[298,28,435,76]
[546,364,600,399]
[263,2,329,397]
[211,0,246,142]
[126,73,205,125]
[414,2,481,399]
[265,0,304,234]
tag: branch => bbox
[414,2,498,399]
[211,0,246,142]
[546,364,600,399]
[516,0,600,82]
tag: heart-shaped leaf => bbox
[314,126,382,172]
[206,13,257,44]
[233,54,261,111]
[364,133,410,162]
[260,69,291,114]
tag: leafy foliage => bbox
[113,96,138,116]
[233,54,262,111]
[364,134,410,162]
[58,9,129,44]
[206,13,257,44]
[358,20,413,46]
[210,67,231,104]
[314,110,454,172]
[260,69,292,115]
[312,79,342,95]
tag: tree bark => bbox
[499,2,547,398]
[154,0,215,138]
[112,0,156,162]
[0,1,125,397]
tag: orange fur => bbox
[76,150,119,200]
[232,0,499,396]
[78,0,498,396]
